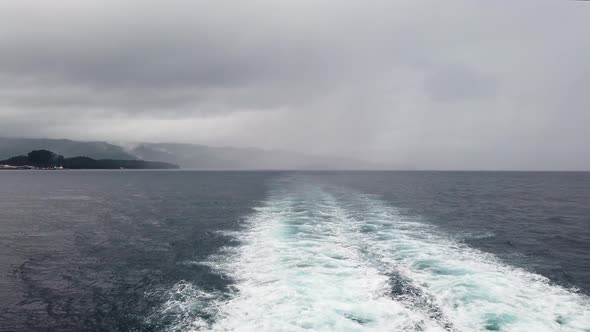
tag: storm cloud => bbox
[0,0,589,169]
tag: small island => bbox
[0,150,179,170]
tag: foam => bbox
[202,185,447,331]
[161,179,590,331]
[151,281,220,331]
[334,191,590,332]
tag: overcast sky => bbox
[0,0,589,169]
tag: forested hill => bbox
[1,150,179,169]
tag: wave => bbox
[159,178,590,331]
[334,191,590,331]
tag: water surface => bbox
[0,171,588,331]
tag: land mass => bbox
[0,150,179,170]
[0,137,383,170]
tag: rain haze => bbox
[1,0,589,170]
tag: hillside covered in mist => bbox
[0,138,380,170]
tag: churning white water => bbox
[164,178,590,331]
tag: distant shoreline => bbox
[1,150,179,170]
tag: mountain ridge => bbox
[0,137,381,170]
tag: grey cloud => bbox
[0,0,589,170]
[423,64,499,102]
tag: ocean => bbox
[0,171,589,331]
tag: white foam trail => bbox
[202,183,447,331]
[334,191,590,332]
[165,179,590,331]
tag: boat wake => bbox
[159,177,590,331]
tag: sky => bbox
[0,0,589,170]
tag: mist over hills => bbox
[0,138,380,170]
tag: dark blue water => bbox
[0,171,589,331]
